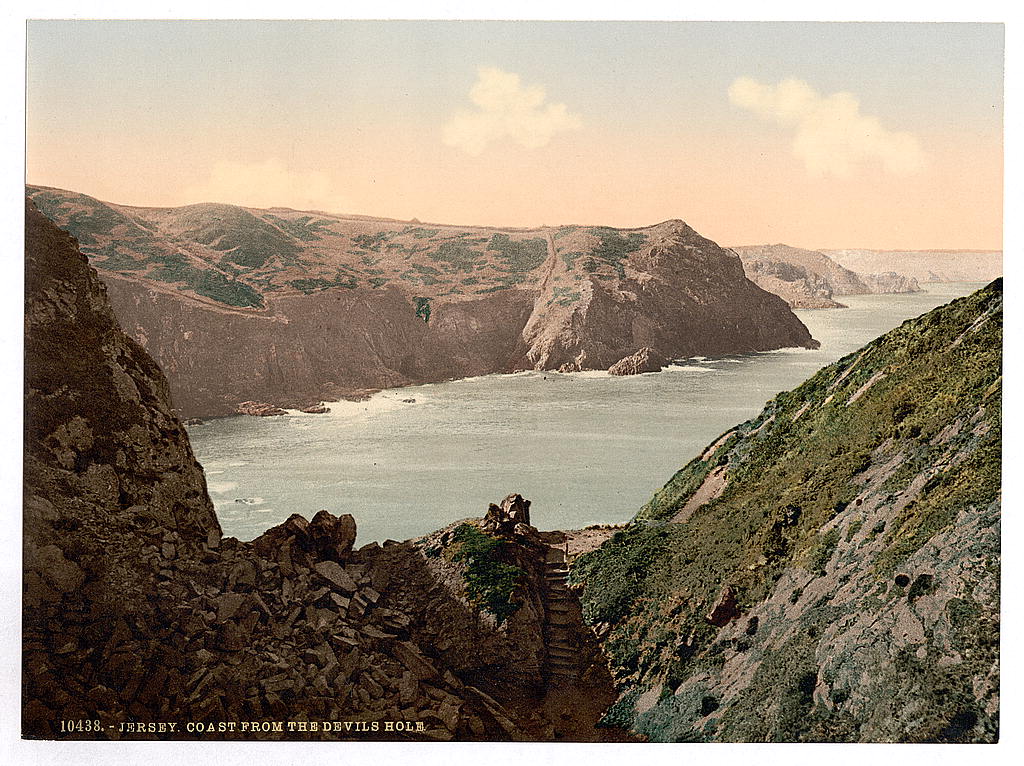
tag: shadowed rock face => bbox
[28,186,817,418]
[22,201,625,741]
[573,281,1001,742]
[24,197,221,610]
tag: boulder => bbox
[308,510,357,560]
[314,561,357,594]
[481,493,532,536]
[608,347,667,376]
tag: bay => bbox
[189,282,985,543]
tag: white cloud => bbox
[182,158,349,213]
[443,66,582,155]
[728,77,926,178]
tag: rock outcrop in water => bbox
[23,199,624,740]
[28,185,816,418]
[608,347,666,376]
[572,281,1001,742]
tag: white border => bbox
[2,3,1018,766]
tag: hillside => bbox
[571,281,1001,742]
[28,185,817,418]
[23,197,634,741]
[825,248,1002,284]
[732,243,920,309]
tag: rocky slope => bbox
[23,199,623,741]
[571,281,1001,742]
[28,185,816,418]
[824,248,1002,284]
[732,243,921,309]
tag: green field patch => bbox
[427,241,486,271]
[582,227,648,277]
[487,233,548,272]
[287,275,359,293]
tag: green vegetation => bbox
[486,233,548,272]
[427,241,485,271]
[147,252,264,307]
[352,231,395,251]
[448,524,525,625]
[94,245,147,271]
[573,281,1002,742]
[287,275,358,293]
[173,204,301,269]
[581,228,647,277]
[404,227,440,239]
[413,296,431,324]
[548,286,582,307]
[560,250,585,269]
[265,214,334,242]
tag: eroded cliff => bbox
[29,186,816,417]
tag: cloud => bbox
[728,77,926,178]
[182,158,348,213]
[443,67,582,155]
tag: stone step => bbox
[548,648,575,660]
[544,549,566,564]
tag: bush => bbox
[449,524,524,625]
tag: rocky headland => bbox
[732,243,921,309]
[28,185,817,418]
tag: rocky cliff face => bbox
[824,249,1002,284]
[733,243,921,309]
[29,186,816,418]
[859,271,921,294]
[24,197,221,611]
[572,281,1001,742]
[23,199,620,741]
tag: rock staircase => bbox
[543,544,578,681]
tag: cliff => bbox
[732,243,920,309]
[22,198,622,741]
[28,185,816,418]
[824,248,1002,284]
[572,281,1001,742]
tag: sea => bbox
[188,283,985,544]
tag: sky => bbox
[26,20,1004,249]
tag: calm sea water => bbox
[189,283,984,543]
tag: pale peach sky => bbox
[26,21,1004,250]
